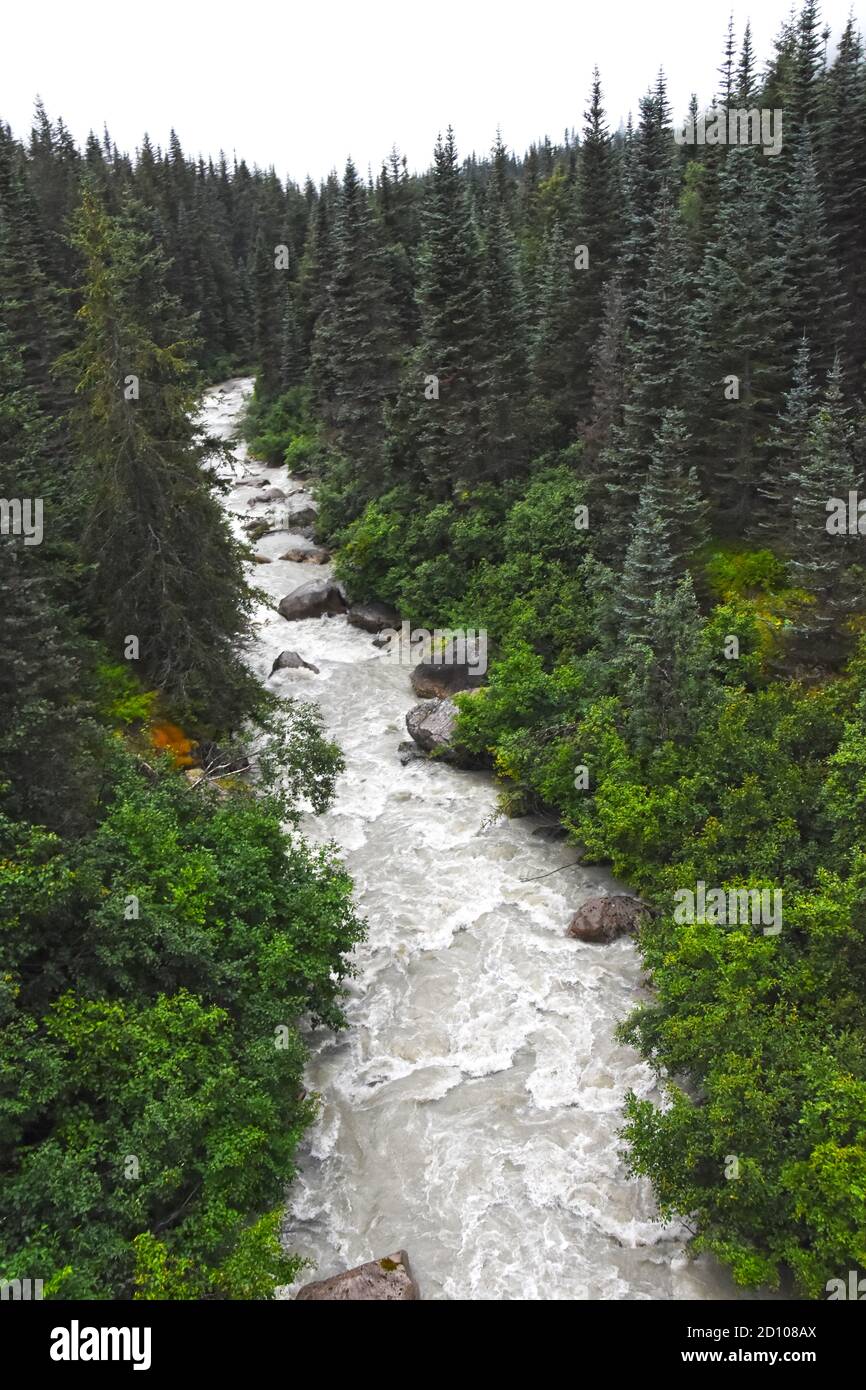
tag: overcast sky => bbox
[2,0,863,184]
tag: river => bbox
[203,377,742,1302]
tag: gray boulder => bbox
[278,579,347,621]
[269,650,320,676]
[566,894,649,944]
[405,698,458,755]
[251,487,286,504]
[410,641,486,699]
[295,1250,419,1301]
[285,498,318,530]
[280,546,331,565]
[348,600,401,633]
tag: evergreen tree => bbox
[572,67,623,417]
[61,187,261,729]
[311,158,402,474]
[758,335,818,542]
[408,129,487,495]
[789,357,861,656]
[688,147,789,529]
[614,483,676,637]
[606,196,691,520]
[478,146,529,480]
[781,124,846,377]
[642,408,708,573]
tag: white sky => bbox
[2,0,863,184]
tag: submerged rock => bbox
[405,698,459,755]
[348,600,401,633]
[280,545,331,565]
[566,894,649,944]
[251,487,286,504]
[278,580,347,621]
[295,1250,420,1301]
[269,649,320,676]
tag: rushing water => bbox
[203,378,742,1302]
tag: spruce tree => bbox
[781,125,846,378]
[311,158,402,476]
[758,336,818,542]
[409,129,487,495]
[61,186,261,730]
[478,146,529,481]
[642,408,708,574]
[789,357,861,657]
[688,147,789,529]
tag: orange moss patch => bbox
[149,721,197,767]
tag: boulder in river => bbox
[269,650,320,676]
[280,545,331,565]
[285,498,318,530]
[278,579,347,621]
[410,640,487,699]
[405,698,459,756]
[566,894,649,944]
[251,487,286,504]
[295,1250,419,1301]
[348,600,401,633]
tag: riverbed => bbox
[203,377,742,1302]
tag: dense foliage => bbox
[0,119,364,1297]
[3,0,866,1300]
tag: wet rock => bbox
[566,894,649,944]
[348,600,401,633]
[243,518,273,542]
[269,649,320,676]
[532,824,568,841]
[410,642,487,699]
[285,498,318,530]
[397,740,426,766]
[252,554,272,564]
[280,546,331,565]
[278,579,347,621]
[295,1250,419,1301]
[251,487,286,504]
[405,698,458,755]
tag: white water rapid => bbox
[203,378,743,1302]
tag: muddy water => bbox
[203,378,742,1301]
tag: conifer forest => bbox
[2,0,866,1329]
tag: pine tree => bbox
[478,145,529,480]
[817,16,866,373]
[615,484,676,637]
[606,196,691,520]
[619,73,677,304]
[622,573,713,748]
[573,67,623,408]
[781,124,846,377]
[61,187,261,730]
[409,129,488,495]
[736,20,759,105]
[530,220,580,447]
[642,408,708,574]
[789,357,861,656]
[278,286,305,392]
[311,158,403,474]
[758,335,818,542]
[688,147,789,529]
